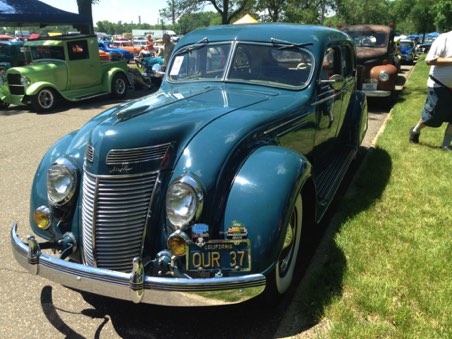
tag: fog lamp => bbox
[167,230,190,256]
[33,206,52,230]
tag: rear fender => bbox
[223,146,311,274]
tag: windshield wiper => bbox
[270,38,313,50]
[175,37,209,55]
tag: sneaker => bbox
[440,146,452,152]
[409,127,420,144]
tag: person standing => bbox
[160,33,175,72]
[409,30,452,151]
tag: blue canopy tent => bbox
[0,0,90,27]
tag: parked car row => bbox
[343,24,400,105]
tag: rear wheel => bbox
[110,73,128,99]
[31,88,57,113]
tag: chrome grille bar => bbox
[82,170,158,272]
[106,143,170,165]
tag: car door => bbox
[67,39,101,89]
[312,46,345,161]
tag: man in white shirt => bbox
[409,30,452,151]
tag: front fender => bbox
[224,146,311,274]
[25,81,60,97]
[29,131,79,238]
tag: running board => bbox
[315,147,356,209]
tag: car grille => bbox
[7,73,21,85]
[81,170,158,272]
[7,74,25,95]
[106,143,170,165]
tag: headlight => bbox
[20,76,31,88]
[47,158,78,206]
[378,71,390,82]
[166,173,204,229]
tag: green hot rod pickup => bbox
[0,34,129,112]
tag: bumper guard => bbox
[11,224,266,306]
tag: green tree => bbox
[176,12,221,34]
[432,0,452,32]
[335,0,391,25]
[161,0,255,25]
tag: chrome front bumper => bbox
[361,89,392,97]
[11,224,266,306]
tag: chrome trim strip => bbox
[12,224,266,306]
[361,90,391,97]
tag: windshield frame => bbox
[167,40,315,90]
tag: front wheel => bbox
[262,194,303,303]
[110,73,128,99]
[31,88,57,113]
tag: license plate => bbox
[186,240,251,272]
[363,82,377,90]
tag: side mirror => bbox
[320,74,345,90]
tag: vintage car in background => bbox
[399,39,416,64]
[417,37,435,54]
[0,34,129,112]
[98,49,111,62]
[109,40,141,55]
[0,40,28,73]
[11,24,368,306]
[343,25,400,104]
[98,40,134,62]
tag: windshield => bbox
[400,41,414,48]
[168,42,314,88]
[347,31,388,47]
[31,45,65,61]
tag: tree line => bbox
[6,0,451,37]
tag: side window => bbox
[340,45,354,77]
[68,40,89,61]
[321,47,341,80]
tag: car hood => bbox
[80,85,282,174]
[355,47,388,63]
[7,60,65,75]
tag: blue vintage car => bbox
[11,24,367,306]
[399,39,416,64]
[98,40,134,62]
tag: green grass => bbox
[300,57,452,338]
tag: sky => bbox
[39,0,168,25]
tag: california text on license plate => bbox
[186,240,251,272]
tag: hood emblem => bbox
[109,164,133,174]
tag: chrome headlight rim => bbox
[378,71,390,82]
[47,157,78,207]
[165,173,204,229]
[20,75,31,88]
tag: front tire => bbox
[262,194,303,303]
[110,73,128,99]
[31,88,57,113]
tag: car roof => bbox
[178,23,352,53]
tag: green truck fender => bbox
[105,67,130,92]
[25,81,60,97]
[223,145,312,274]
